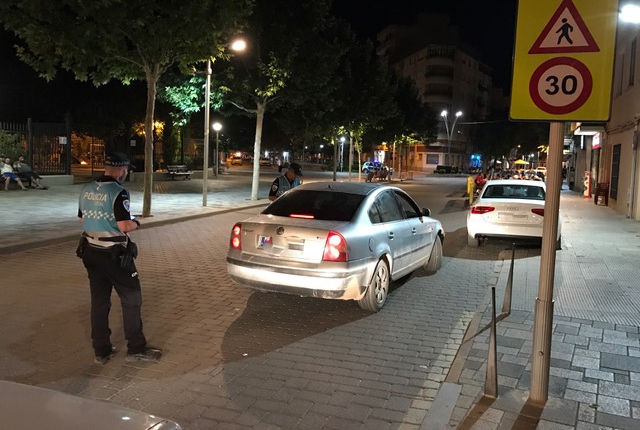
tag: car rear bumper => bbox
[226,257,370,300]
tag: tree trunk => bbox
[142,67,159,217]
[250,101,266,201]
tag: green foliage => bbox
[0,130,24,160]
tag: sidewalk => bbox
[0,173,273,254]
[446,191,640,429]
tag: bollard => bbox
[485,286,498,398]
[502,243,515,314]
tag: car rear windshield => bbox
[483,184,545,200]
[263,191,365,221]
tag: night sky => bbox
[0,0,517,123]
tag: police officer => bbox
[268,162,303,201]
[77,152,162,364]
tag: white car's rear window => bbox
[483,184,545,200]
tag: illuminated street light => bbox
[441,110,463,166]
[213,122,222,178]
[203,38,246,207]
[621,4,640,23]
[340,136,346,172]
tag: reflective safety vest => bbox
[79,180,127,246]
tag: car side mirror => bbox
[422,208,430,217]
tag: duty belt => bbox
[82,232,127,243]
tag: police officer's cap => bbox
[104,152,130,167]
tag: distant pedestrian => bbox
[268,162,303,201]
[1,157,28,191]
[13,156,48,189]
[76,152,162,365]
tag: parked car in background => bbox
[0,380,182,430]
[230,156,243,165]
[259,157,271,166]
[227,181,444,312]
[467,179,561,249]
[362,161,381,173]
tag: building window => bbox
[630,39,637,87]
[611,144,621,200]
[427,154,439,165]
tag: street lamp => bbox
[213,122,222,178]
[441,110,463,166]
[202,39,246,207]
[303,145,307,164]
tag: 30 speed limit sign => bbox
[510,0,617,121]
[529,57,592,115]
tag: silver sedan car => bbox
[227,181,445,312]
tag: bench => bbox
[165,165,192,180]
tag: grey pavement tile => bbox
[596,395,631,417]
[537,420,574,429]
[572,355,600,370]
[630,348,640,358]
[592,322,616,330]
[585,369,614,382]
[602,335,640,348]
[574,348,600,359]
[576,422,614,430]
[555,324,580,335]
[601,352,640,372]
[615,373,632,385]
[497,362,526,379]
[567,379,598,394]
[588,340,628,356]
[564,334,591,347]
[599,381,640,401]
[540,397,579,426]
[596,411,640,429]
[632,372,640,385]
[517,372,567,397]
[564,389,597,404]
[578,403,596,423]
[615,325,640,334]
[495,336,526,349]
[549,367,585,381]
[550,358,572,370]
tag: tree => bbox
[0,0,251,216]
[221,0,336,200]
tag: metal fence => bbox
[0,118,72,175]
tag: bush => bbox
[0,130,25,160]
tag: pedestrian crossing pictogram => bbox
[528,0,599,54]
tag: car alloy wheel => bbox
[358,259,389,312]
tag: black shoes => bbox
[94,346,117,365]
[125,347,162,363]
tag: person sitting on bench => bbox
[13,156,48,189]
[1,157,28,190]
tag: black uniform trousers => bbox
[81,245,147,356]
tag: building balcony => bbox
[425,56,454,67]
[424,75,453,86]
[424,93,453,104]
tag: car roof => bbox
[484,179,546,189]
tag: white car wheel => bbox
[424,235,443,274]
[358,259,389,312]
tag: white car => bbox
[467,179,561,248]
[227,182,444,312]
[0,380,182,429]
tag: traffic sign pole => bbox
[529,121,565,404]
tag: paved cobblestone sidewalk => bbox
[447,191,640,429]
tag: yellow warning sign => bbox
[510,0,618,121]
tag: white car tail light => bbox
[230,223,242,249]
[471,206,495,214]
[531,208,545,216]
[322,232,347,262]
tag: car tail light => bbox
[322,232,347,262]
[471,206,495,214]
[531,208,545,216]
[230,223,242,249]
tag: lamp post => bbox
[441,110,462,166]
[303,145,307,164]
[213,122,222,178]
[202,39,246,207]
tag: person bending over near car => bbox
[13,156,48,189]
[268,162,303,201]
[77,152,162,365]
[1,157,28,191]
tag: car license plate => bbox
[258,235,272,248]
